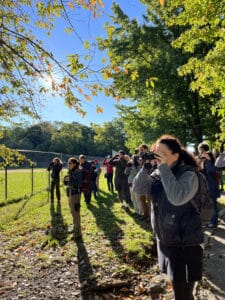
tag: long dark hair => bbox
[68,157,79,169]
[156,134,197,168]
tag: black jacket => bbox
[151,164,204,246]
[47,163,62,179]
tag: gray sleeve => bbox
[158,163,199,206]
[132,167,151,195]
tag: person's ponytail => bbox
[179,148,197,168]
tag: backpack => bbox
[190,171,213,225]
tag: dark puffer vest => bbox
[151,164,204,247]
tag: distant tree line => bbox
[1,120,129,157]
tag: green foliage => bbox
[98,1,222,147]
[92,119,129,155]
[0,144,33,169]
[1,120,128,156]
[163,0,225,142]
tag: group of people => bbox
[47,136,224,300]
[103,137,223,300]
[47,155,101,239]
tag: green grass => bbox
[0,168,68,205]
[0,171,153,276]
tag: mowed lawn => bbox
[0,170,154,284]
[0,168,50,203]
[1,169,225,299]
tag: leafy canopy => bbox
[163,0,225,142]
[98,2,221,147]
[0,0,105,122]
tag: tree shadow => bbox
[13,196,31,220]
[47,201,68,246]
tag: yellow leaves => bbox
[107,26,115,38]
[113,66,120,73]
[76,0,104,17]
[58,83,66,90]
[98,0,104,8]
[115,95,121,102]
[84,94,91,101]
[158,0,165,6]
[102,69,112,80]
[68,2,74,10]
[130,71,139,81]
[96,105,104,113]
[47,63,52,71]
[84,40,90,49]
[145,77,158,88]
[104,87,110,96]
[101,58,107,64]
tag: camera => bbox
[141,151,159,161]
[127,162,133,167]
[63,175,69,185]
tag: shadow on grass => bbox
[87,189,130,262]
[98,188,152,232]
[13,196,31,220]
[47,201,68,246]
[75,237,97,299]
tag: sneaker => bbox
[207,224,217,229]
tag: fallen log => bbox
[83,279,132,292]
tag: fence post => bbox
[5,166,8,201]
[31,165,34,196]
[48,171,50,202]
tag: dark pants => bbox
[172,281,195,300]
[210,197,219,226]
[50,178,60,202]
[106,173,114,191]
[83,190,92,204]
[114,177,130,204]
[91,180,98,199]
[157,240,203,300]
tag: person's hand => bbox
[201,153,210,160]
[154,151,168,165]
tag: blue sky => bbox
[37,1,146,126]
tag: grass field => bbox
[0,171,153,265]
[1,169,225,298]
[0,168,68,204]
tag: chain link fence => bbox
[0,150,104,205]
